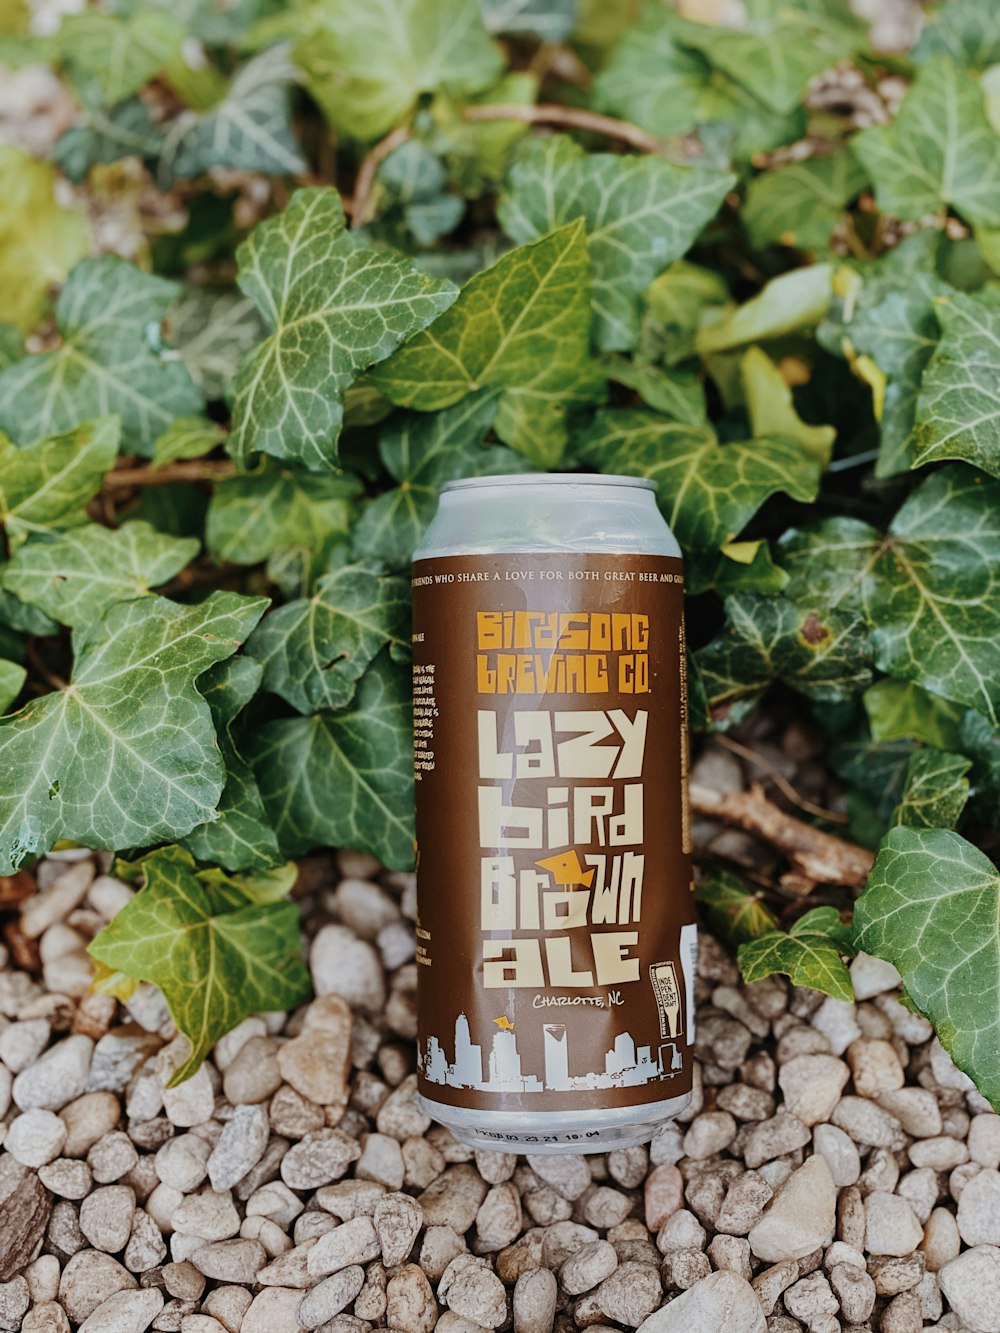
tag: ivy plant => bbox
[2,0,1000,1099]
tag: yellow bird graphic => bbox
[493,1016,515,1032]
[535,849,596,890]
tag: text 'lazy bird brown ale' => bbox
[411,475,697,1153]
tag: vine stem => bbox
[102,460,237,489]
[690,781,874,895]
[463,103,664,154]
[350,125,413,230]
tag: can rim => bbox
[441,472,656,493]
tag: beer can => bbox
[411,474,697,1154]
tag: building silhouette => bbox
[421,1012,680,1093]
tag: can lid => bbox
[441,472,656,493]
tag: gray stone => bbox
[513,1268,557,1333]
[297,1267,366,1330]
[777,1056,848,1127]
[386,1263,438,1333]
[188,1239,266,1283]
[829,1263,876,1323]
[161,1067,214,1129]
[280,1129,361,1190]
[635,1270,765,1333]
[595,1261,661,1326]
[864,1192,923,1256]
[5,1108,67,1166]
[748,1156,836,1262]
[374,1191,423,1266]
[0,1276,29,1332]
[307,1216,381,1276]
[58,1252,138,1323]
[172,1190,240,1242]
[561,1240,618,1295]
[154,1135,211,1194]
[0,1020,50,1073]
[311,925,386,1013]
[80,1185,137,1253]
[13,1036,93,1111]
[77,1290,164,1333]
[958,1168,1000,1246]
[939,1245,1000,1333]
[440,1256,507,1328]
[206,1103,269,1191]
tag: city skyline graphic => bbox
[420,1011,682,1094]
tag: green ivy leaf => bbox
[695,871,778,948]
[576,408,821,554]
[182,658,283,872]
[854,826,1000,1108]
[603,358,707,428]
[59,9,184,104]
[593,3,802,162]
[152,417,227,468]
[0,660,26,714]
[159,45,306,182]
[913,0,1000,69]
[247,557,410,713]
[205,461,362,567]
[690,540,789,598]
[915,291,1000,477]
[742,151,868,251]
[0,417,119,552]
[89,844,308,1084]
[863,679,967,750]
[0,591,267,874]
[372,221,604,466]
[352,392,518,569]
[0,146,89,334]
[695,593,872,728]
[841,267,952,478]
[780,465,1000,723]
[375,141,464,247]
[697,264,832,354]
[831,735,915,826]
[229,189,457,471]
[0,326,24,372]
[853,57,1000,229]
[54,100,164,184]
[741,346,835,466]
[1,521,199,627]
[165,289,268,402]
[497,134,734,351]
[739,905,855,1001]
[0,258,203,453]
[643,260,730,368]
[249,654,413,869]
[893,748,971,829]
[288,0,503,141]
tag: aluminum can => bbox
[411,474,696,1154]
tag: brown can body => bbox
[411,475,696,1153]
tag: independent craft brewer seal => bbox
[411,474,697,1153]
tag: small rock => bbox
[777,1056,848,1127]
[237,1288,295,1333]
[61,1092,121,1157]
[87,1035,158,1095]
[830,1096,904,1148]
[0,1276,29,1332]
[875,1088,942,1138]
[742,1113,811,1170]
[0,1020,50,1073]
[161,1068,214,1128]
[440,1256,507,1328]
[595,1261,661,1326]
[200,1287,251,1333]
[22,861,94,939]
[162,1265,204,1302]
[356,1133,405,1190]
[748,1156,836,1262]
[812,1123,861,1187]
[307,1216,381,1276]
[76,1289,163,1333]
[297,1267,366,1330]
[657,1209,706,1254]
[376,1075,431,1140]
[643,1164,683,1230]
[277,994,352,1111]
[58,1252,138,1323]
[829,1263,876,1324]
[751,1260,799,1316]
[849,952,902,1000]
[188,1239,266,1283]
[661,1247,710,1289]
[311,925,386,1013]
[5,1108,68,1167]
[864,1191,923,1256]
[475,1182,523,1251]
[921,1207,961,1271]
[810,996,861,1055]
[123,1210,167,1272]
[374,1191,423,1266]
[784,1272,838,1325]
[172,1190,240,1242]
[281,1129,361,1190]
[221,1037,281,1106]
[12,1036,93,1111]
[80,1185,136,1253]
[419,1164,488,1232]
[970,1115,1000,1169]
[561,1240,618,1295]
[958,1168,1000,1246]
[386,1263,437,1333]
[683,1112,737,1160]
[513,1268,557,1333]
[909,1134,968,1169]
[939,1245,1000,1333]
[525,1154,591,1202]
[582,1185,631,1230]
[88,1132,138,1184]
[154,1136,210,1194]
[23,1301,71,1333]
[24,1255,60,1304]
[206,1104,269,1191]
[39,1158,93,1199]
[634,1270,765,1333]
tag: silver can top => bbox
[441,472,656,493]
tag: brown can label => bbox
[412,552,696,1114]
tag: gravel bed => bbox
[0,837,997,1333]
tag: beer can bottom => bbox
[418,1090,693,1155]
